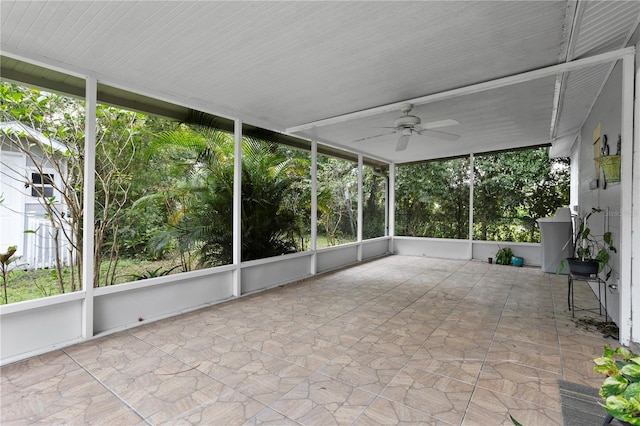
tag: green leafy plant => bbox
[0,246,20,304]
[509,414,524,426]
[495,247,514,265]
[594,344,640,425]
[560,208,617,279]
[128,265,181,281]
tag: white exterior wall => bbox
[0,141,70,269]
[0,150,25,255]
[575,61,624,327]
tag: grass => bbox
[1,258,178,305]
[2,237,359,305]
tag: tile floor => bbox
[1,255,617,425]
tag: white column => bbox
[232,119,242,297]
[389,162,396,253]
[357,155,363,261]
[621,52,638,345]
[633,65,640,346]
[469,153,475,259]
[82,76,96,339]
[310,141,317,275]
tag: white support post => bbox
[633,65,640,346]
[469,153,475,259]
[389,162,396,253]
[384,170,389,238]
[310,141,317,275]
[232,119,242,297]
[82,76,97,339]
[620,52,637,345]
[357,155,363,261]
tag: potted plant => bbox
[495,247,513,265]
[593,344,640,425]
[563,208,616,279]
[595,134,622,187]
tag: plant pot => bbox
[511,256,523,267]
[603,414,633,425]
[595,155,621,183]
[566,258,599,276]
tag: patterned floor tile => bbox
[319,347,403,393]
[0,256,619,425]
[351,330,423,364]
[486,338,562,374]
[1,368,113,424]
[269,373,376,426]
[203,349,312,405]
[476,360,562,410]
[156,380,265,424]
[381,366,474,425]
[463,387,562,425]
[356,397,449,425]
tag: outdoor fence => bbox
[23,214,73,270]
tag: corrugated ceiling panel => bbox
[1,1,568,131]
[297,76,557,163]
[573,1,640,58]
[2,1,634,163]
[554,63,613,137]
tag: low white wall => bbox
[361,237,391,260]
[0,293,84,364]
[316,243,359,273]
[393,237,471,259]
[472,241,541,267]
[94,268,235,334]
[392,237,541,267]
[241,252,313,294]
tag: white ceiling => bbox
[1,1,639,163]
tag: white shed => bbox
[0,121,72,269]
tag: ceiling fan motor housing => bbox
[393,115,421,128]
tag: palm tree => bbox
[148,125,307,267]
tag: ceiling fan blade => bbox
[352,131,396,143]
[423,129,460,141]
[395,134,410,151]
[421,119,460,130]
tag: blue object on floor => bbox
[511,256,524,267]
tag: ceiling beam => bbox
[549,0,583,139]
[286,47,634,134]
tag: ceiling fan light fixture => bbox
[396,134,410,152]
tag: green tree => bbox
[395,148,568,243]
[147,126,308,266]
[0,81,179,290]
[396,157,470,239]
[362,165,387,239]
[473,148,569,242]
[1,82,85,292]
[316,156,358,246]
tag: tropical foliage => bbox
[396,157,470,239]
[144,127,309,266]
[395,149,569,242]
[0,79,568,305]
[473,149,569,242]
[594,344,640,425]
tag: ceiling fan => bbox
[354,103,460,151]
